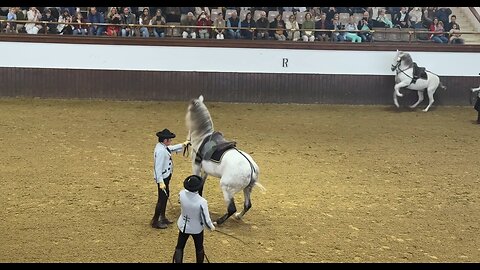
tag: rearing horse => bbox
[185,95,266,225]
[391,50,446,112]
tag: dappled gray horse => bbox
[391,50,446,112]
[185,95,266,225]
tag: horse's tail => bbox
[253,181,267,194]
[439,81,447,91]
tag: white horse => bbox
[391,50,446,112]
[185,95,266,225]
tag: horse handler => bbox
[173,175,215,263]
[151,128,189,229]
[472,86,480,124]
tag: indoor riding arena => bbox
[1,23,480,262]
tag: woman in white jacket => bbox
[25,7,43,34]
[173,175,215,263]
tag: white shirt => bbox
[177,189,214,234]
[153,142,183,184]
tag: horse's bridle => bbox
[392,57,413,79]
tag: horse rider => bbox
[151,128,189,229]
[173,175,215,263]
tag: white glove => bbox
[182,140,191,147]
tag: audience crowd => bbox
[0,7,465,44]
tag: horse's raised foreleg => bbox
[410,90,424,109]
[393,90,400,108]
[423,87,436,112]
[394,82,409,98]
[234,185,253,220]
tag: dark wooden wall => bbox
[0,67,477,105]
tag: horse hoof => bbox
[234,213,242,220]
[213,221,218,226]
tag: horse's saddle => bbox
[412,62,427,83]
[195,131,237,164]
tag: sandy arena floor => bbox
[0,97,479,262]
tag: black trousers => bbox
[152,175,171,222]
[174,230,205,263]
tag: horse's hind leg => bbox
[410,91,424,109]
[215,186,236,225]
[234,184,253,220]
[423,87,436,112]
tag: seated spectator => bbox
[25,7,43,34]
[197,12,211,39]
[138,8,151,38]
[375,9,393,28]
[42,8,58,34]
[87,7,105,36]
[344,15,361,42]
[301,12,315,42]
[15,7,27,33]
[120,7,136,37]
[57,9,73,35]
[330,14,346,42]
[72,11,87,35]
[315,13,331,42]
[357,12,373,42]
[423,7,436,28]
[255,11,270,40]
[393,7,410,28]
[429,18,448,43]
[226,11,241,39]
[106,7,121,36]
[240,12,256,39]
[285,14,300,41]
[408,7,423,29]
[270,13,286,41]
[445,14,457,32]
[6,7,17,33]
[150,9,166,38]
[213,12,226,39]
[181,12,197,39]
[448,23,464,44]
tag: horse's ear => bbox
[198,95,204,103]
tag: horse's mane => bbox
[188,97,214,140]
[400,52,413,67]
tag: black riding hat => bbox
[156,128,176,140]
[183,175,203,192]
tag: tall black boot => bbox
[196,249,205,263]
[477,112,480,124]
[159,191,173,225]
[172,248,183,263]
